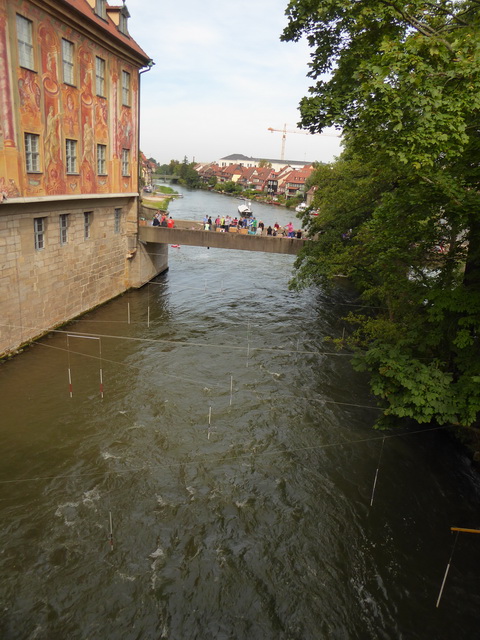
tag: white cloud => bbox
[127,0,342,164]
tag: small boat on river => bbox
[238,202,252,216]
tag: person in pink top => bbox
[167,216,174,228]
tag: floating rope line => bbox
[0,424,451,487]
[37,338,385,411]
[0,322,354,358]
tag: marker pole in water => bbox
[230,376,233,406]
[99,338,104,399]
[127,302,131,325]
[207,406,212,440]
[436,531,459,608]
[370,436,385,507]
[66,334,103,398]
[147,284,150,329]
[108,511,114,551]
[67,334,73,397]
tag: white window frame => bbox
[16,14,34,70]
[121,148,130,176]
[34,217,46,251]
[84,211,92,240]
[95,56,106,96]
[66,139,77,174]
[121,70,130,106]
[114,208,121,234]
[59,214,68,246]
[25,133,40,172]
[62,39,74,85]
[97,144,107,175]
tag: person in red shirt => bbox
[167,216,174,228]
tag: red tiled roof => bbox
[62,0,151,63]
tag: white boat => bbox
[238,203,252,216]
[295,202,308,213]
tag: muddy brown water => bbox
[1,187,479,639]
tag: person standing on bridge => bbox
[167,216,175,228]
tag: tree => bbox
[283,1,480,429]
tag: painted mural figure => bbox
[44,106,61,169]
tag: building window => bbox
[25,133,40,172]
[95,56,105,96]
[114,208,121,234]
[62,39,74,85]
[121,149,130,176]
[84,212,92,239]
[121,71,130,106]
[59,214,68,245]
[95,0,107,19]
[16,14,34,70]
[34,217,46,251]
[66,139,77,173]
[97,144,107,175]
[119,11,128,35]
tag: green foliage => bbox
[214,181,242,194]
[283,1,480,428]
[155,185,176,195]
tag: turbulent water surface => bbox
[1,187,480,639]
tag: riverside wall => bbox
[0,198,167,358]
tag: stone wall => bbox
[0,197,168,357]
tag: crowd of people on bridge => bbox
[151,211,303,238]
[152,212,175,228]
[202,215,302,238]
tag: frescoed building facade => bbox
[0,0,165,357]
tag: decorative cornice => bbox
[1,192,138,205]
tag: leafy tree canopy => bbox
[283,1,480,429]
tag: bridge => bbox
[153,175,180,183]
[138,221,306,255]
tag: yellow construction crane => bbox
[267,124,340,161]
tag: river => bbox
[1,186,479,639]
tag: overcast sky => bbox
[126,0,342,165]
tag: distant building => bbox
[216,154,312,172]
[196,160,315,199]
[0,0,160,357]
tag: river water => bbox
[1,186,480,639]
